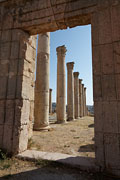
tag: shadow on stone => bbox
[88,124,94,128]
[78,144,95,152]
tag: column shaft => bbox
[82,84,85,117]
[34,33,50,130]
[49,89,52,114]
[56,45,67,123]
[74,72,79,119]
[67,62,74,121]
[79,79,83,117]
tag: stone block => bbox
[92,46,101,75]
[7,76,17,99]
[9,59,18,76]
[0,125,3,137]
[113,41,120,74]
[25,43,36,62]
[15,100,30,125]
[94,101,103,132]
[2,14,13,30]
[102,75,116,100]
[95,132,104,167]
[104,133,120,169]
[5,100,14,125]
[93,75,102,100]
[101,44,114,75]
[12,124,28,153]
[3,125,13,153]
[10,41,19,59]
[115,74,120,100]
[98,9,112,45]
[18,59,31,77]
[16,75,31,100]
[102,101,118,133]
[0,42,11,60]
[0,60,9,76]
[29,101,34,122]
[0,100,5,125]
[12,29,29,41]
[1,30,11,42]
[28,35,37,49]
[0,76,7,99]
[111,5,120,42]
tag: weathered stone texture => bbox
[0,28,36,153]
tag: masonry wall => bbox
[0,25,36,154]
[92,4,120,175]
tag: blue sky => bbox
[50,25,93,105]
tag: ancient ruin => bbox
[67,62,74,121]
[34,33,50,131]
[0,0,120,177]
[56,46,67,124]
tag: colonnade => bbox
[34,33,88,130]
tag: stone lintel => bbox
[67,62,74,69]
[73,72,79,78]
[56,45,67,56]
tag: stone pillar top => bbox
[84,87,86,90]
[73,72,79,78]
[49,88,52,92]
[56,45,67,56]
[79,79,82,83]
[67,62,74,69]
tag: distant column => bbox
[34,33,50,131]
[82,84,85,117]
[79,79,83,117]
[84,87,87,116]
[67,62,75,121]
[56,45,67,123]
[74,72,79,119]
[49,89,52,114]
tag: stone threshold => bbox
[16,150,99,172]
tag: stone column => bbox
[67,62,75,121]
[34,33,50,131]
[82,84,85,117]
[74,72,79,119]
[79,79,83,117]
[49,89,52,114]
[56,45,67,123]
[84,87,87,116]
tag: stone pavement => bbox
[17,150,99,172]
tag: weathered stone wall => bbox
[0,28,36,154]
[91,3,120,175]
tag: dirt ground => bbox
[0,158,116,180]
[30,115,95,158]
[0,115,118,179]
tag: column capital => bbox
[82,84,84,88]
[56,45,67,56]
[67,62,74,70]
[84,87,86,91]
[79,79,82,83]
[73,72,79,78]
[49,88,52,92]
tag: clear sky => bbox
[50,25,93,105]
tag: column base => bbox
[33,125,50,131]
[56,120,66,124]
[67,117,75,121]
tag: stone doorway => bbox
[0,0,120,176]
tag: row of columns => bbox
[34,33,87,130]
